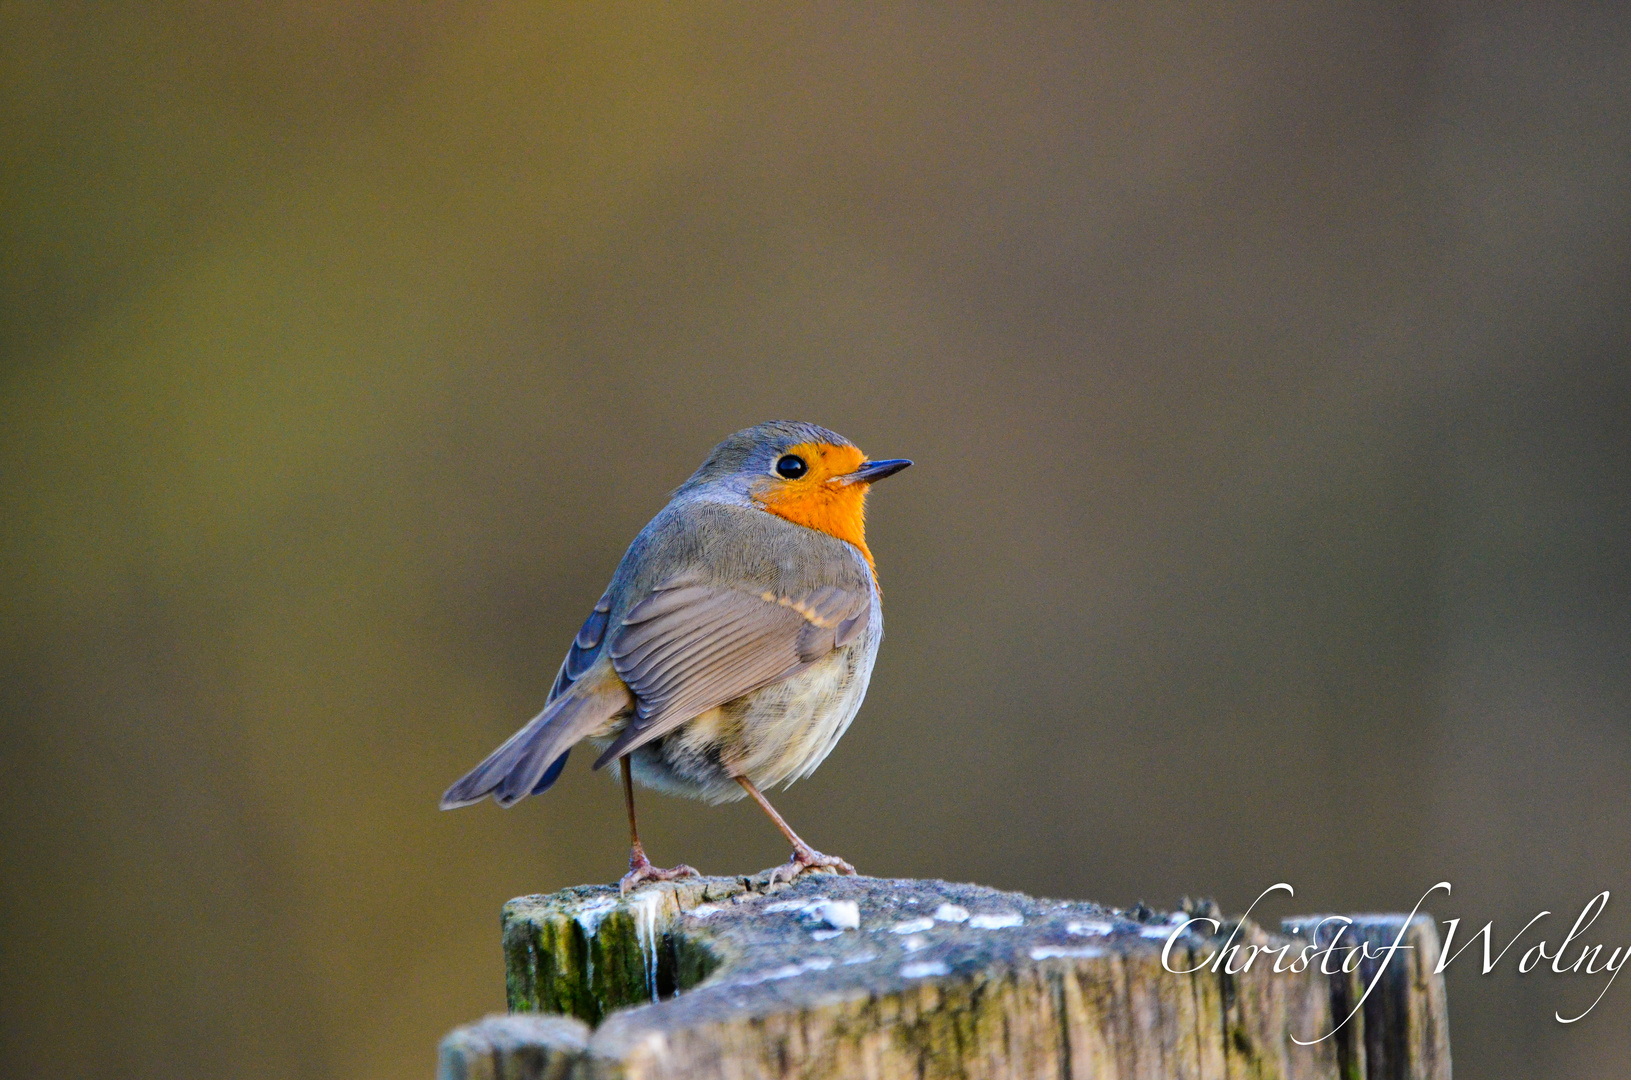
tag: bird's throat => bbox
[753,445,877,576]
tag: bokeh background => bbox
[3,3,1628,1078]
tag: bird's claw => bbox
[768,846,857,885]
[619,854,700,895]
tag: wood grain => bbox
[438,874,1451,1080]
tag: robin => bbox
[441,421,911,892]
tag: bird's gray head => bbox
[680,421,845,488]
[676,421,910,495]
[673,421,911,567]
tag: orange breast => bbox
[752,442,877,575]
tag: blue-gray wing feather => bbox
[548,589,612,701]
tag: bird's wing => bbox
[592,572,871,768]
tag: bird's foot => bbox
[619,846,699,895]
[768,845,857,885]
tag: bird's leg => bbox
[618,755,698,894]
[734,775,857,883]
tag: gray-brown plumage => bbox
[441,421,909,890]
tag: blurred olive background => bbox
[2,3,1628,1078]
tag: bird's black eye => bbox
[774,454,807,479]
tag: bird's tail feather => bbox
[440,672,633,809]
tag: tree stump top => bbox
[439,872,1450,1080]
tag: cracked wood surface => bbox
[438,874,1450,1080]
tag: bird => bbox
[441,421,911,892]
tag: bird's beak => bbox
[835,458,912,485]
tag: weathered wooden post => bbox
[438,873,1450,1079]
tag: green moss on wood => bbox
[502,880,734,1024]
